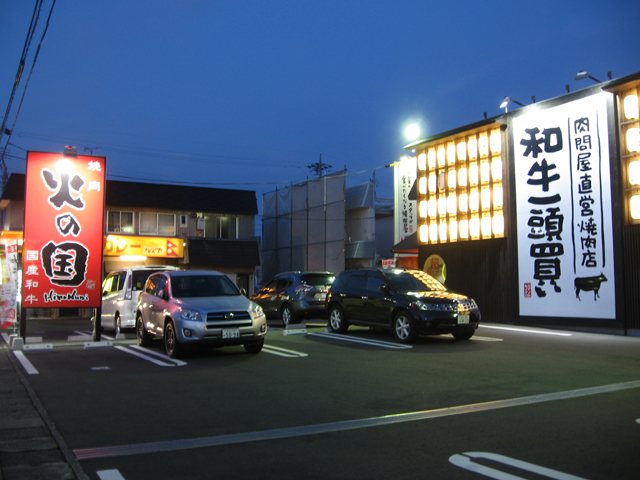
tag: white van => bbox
[100,265,180,333]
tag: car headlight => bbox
[249,303,265,319]
[413,301,457,312]
[180,308,202,321]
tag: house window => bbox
[107,211,134,233]
[204,215,237,239]
[139,212,176,236]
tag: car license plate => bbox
[222,328,240,339]
[458,313,469,325]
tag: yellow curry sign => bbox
[105,235,184,258]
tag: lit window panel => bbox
[629,160,640,186]
[428,148,437,169]
[418,176,427,194]
[459,219,469,239]
[459,193,469,213]
[437,145,446,167]
[469,162,479,186]
[480,160,491,184]
[447,142,456,165]
[624,93,639,120]
[493,212,504,236]
[457,141,467,161]
[493,184,504,209]
[481,186,491,211]
[428,198,437,218]
[491,157,503,181]
[428,174,437,193]
[439,221,448,242]
[447,194,457,215]
[468,136,478,159]
[490,129,501,154]
[469,215,480,239]
[417,152,427,171]
[447,169,457,189]
[429,223,439,242]
[418,200,428,218]
[458,167,468,187]
[419,224,430,243]
[449,219,458,242]
[626,127,640,153]
[478,133,489,158]
[630,195,640,220]
[481,214,492,238]
[438,196,447,216]
[469,189,479,212]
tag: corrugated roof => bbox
[1,173,258,215]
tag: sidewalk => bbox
[0,343,88,480]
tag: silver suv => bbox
[100,265,179,333]
[136,270,267,357]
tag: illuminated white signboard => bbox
[514,93,615,319]
[394,155,417,244]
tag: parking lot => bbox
[4,319,640,479]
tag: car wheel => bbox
[281,304,295,327]
[244,338,264,354]
[164,321,183,358]
[393,310,417,344]
[328,305,348,333]
[136,314,151,347]
[452,329,474,340]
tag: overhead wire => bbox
[0,0,57,188]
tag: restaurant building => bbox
[400,72,640,335]
[0,174,261,318]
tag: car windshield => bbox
[386,270,447,293]
[300,273,335,286]
[131,270,166,290]
[171,275,240,298]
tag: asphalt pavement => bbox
[0,337,87,480]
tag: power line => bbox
[0,0,56,188]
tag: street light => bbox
[403,122,422,142]
[499,96,525,112]
[575,70,601,83]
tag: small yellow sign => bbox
[424,254,446,284]
[104,235,184,258]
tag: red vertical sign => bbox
[22,151,106,308]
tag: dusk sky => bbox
[1,0,639,202]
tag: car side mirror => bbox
[380,284,391,294]
[102,290,108,298]
[240,288,247,297]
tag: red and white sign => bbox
[22,151,106,308]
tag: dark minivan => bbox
[325,268,480,343]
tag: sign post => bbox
[21,150,106,341]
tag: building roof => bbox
[187,239,261,269]
[1,173,258,215]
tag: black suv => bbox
[326,268,480,343]
[251,271,336,326]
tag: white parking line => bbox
[471,336,503,342]
[13,350,39,375]
[308,331,412,349]
[262,345,308,358]
[114,346,178,367]
[449,451,587,479]
[480,325,572,337]
[96,469,127,480]
[73,379,640,460]
[128,345,188,366]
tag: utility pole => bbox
[307,154,332,178]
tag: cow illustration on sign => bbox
[574,274,607,300]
